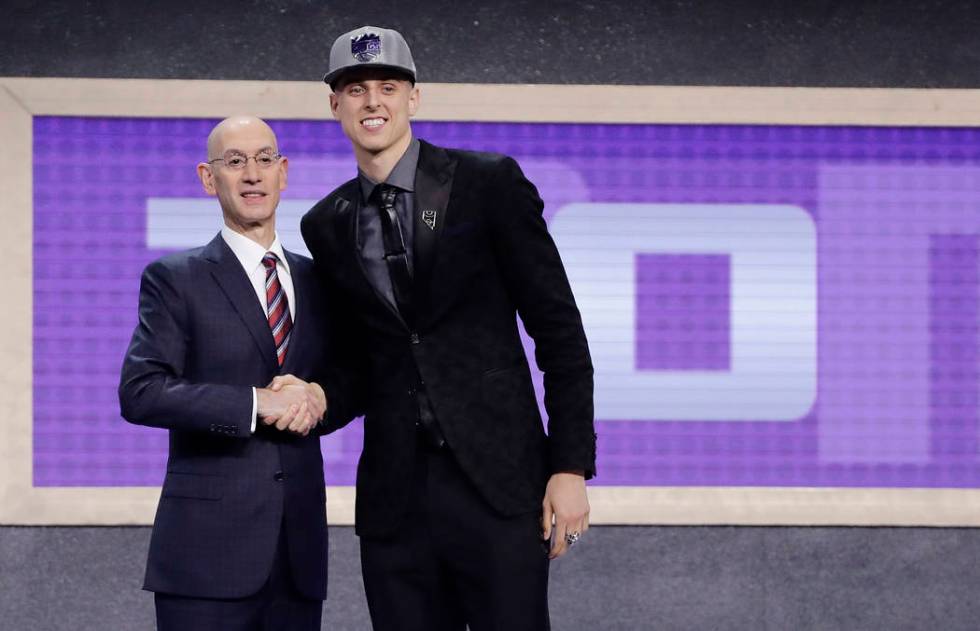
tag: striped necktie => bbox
[262,253,292,367]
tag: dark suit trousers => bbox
[154,522,322,631]
[360,435,551,631]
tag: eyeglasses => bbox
[207,150,282,170]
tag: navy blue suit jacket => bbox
[119,233,330,600]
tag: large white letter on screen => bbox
[550,204,817,422]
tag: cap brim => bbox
[323,64,416,89]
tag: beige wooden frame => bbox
[3,77,980,526]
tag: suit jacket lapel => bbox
[203,234,279,373]
[413,140,458,325]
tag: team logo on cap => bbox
[351,32,382,62]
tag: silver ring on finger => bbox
[565,531,581,547]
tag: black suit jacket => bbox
[302,140,596,538]
[118,234,329,600]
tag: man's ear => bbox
[329,93,340,119]
[408,85,420,117]
[197,163,216,195]
[278,156,289,191]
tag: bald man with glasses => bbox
[119,116,340,631]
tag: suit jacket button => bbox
[273,471,286,482]
[409,332,420,345]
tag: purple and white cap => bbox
[324,25,417,89]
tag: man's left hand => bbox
[541,471,590,560]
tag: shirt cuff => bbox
[250,387,258,434]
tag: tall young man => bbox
[299,26,596,630]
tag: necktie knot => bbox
[375,184,400,209]
[261,252,279,271]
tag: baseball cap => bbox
[323,26,417,89]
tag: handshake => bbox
[256,374,327,437]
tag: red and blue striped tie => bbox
[262,253,292,367]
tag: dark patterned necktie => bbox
[262,253,292,367]
[374,185,446,448]
[375,184,415,326]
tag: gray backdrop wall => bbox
[3,526,980,630]
[4,0,980,87]
[3,1,979,630]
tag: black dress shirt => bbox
[354,138,445,446]
[356,137,420,310]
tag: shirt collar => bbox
[220,225,290,276]
[359,136,420,202]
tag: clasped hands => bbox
[256,374,327,437]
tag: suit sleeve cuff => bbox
[250,387,258,434]
[550,433,598,480]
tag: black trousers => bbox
[154,522,322,631]
[360,437,551,631]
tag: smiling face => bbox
[329,69,419,164]
[197,116,288,232]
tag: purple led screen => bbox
[33,117,980,488]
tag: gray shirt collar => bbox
[358,137,420,202]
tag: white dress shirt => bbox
[220,225,296,432]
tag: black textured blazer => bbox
[302,140,596,538]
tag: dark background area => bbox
[3,0,980,87]
[3,526,979,630]
[3,1,980,629]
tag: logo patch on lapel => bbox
[422,209,437,231]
